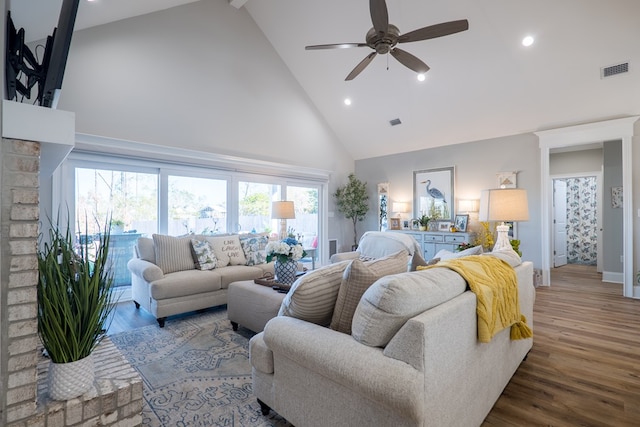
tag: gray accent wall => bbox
[550,148,603,175]
[603,140,623,274]
[355,133,542,269]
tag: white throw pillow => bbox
[206,235,247,266]
[434,244,483,261]
[482,250,522,267]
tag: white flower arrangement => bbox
[266,237,307,263]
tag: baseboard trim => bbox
[602,271,623,284]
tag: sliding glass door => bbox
[66,154,324,291]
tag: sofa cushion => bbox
[239,234,269,266]
[206,235,247,266]
[278,261,350,326]
[351,268,467,347]
[149,269,222,300]
[216,265,267,288]
[330,251,408,335]
[190,239,217,270]
[434,244,483,261]
[152,234,196,274]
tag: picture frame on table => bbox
[454,214,469,232]
[389,217,402,230]
[413,167,455,221]
[438,221,452,232]
[402,220,410,230]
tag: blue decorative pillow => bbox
[190,239,217,270]
[239,234,269,265]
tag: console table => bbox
[390,230,475,260]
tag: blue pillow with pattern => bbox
[190,239,217,270]
[240,235,269,265]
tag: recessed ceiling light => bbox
[522,36,534,47]
[344,98,352,106]
[417,73,426,82]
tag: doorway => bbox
[552,175,602,272]
[536,116,637,298]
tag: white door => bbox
[553,180,568,267]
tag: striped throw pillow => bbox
[330,251,408,335]
[278,261,350,326]
[152,234,196,274]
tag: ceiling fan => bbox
[305,0,469,80]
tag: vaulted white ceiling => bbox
[10,0,640,160]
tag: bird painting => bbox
[422,180,447,204]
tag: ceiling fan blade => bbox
[370,0,389,34]
[390,48,430,74]
[305,43,368,50]
[398,19,469,43]
[345,52,377,81]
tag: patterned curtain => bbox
[566,177,597,265]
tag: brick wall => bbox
[1,138,142,426]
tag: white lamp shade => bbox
[271,201,296,219]
[458,199,479,213]
[392,202,408,213]
[479,189,529,222]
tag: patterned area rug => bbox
[110,308,291,426]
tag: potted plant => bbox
[37,217,117,400]
[418,214,431,231]
[334,173,369,249]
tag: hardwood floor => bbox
[108,264,640,426]
[483,264,640,426]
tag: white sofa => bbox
[330,230,422,264]
[127,233,274,327]
[249,259,534,427]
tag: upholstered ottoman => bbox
[227,280,287,333]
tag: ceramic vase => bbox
[48,354,94,400]
[274,259,298,285]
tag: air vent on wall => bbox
[389,118,402,126]
[601,62,629,78]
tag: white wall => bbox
[52,0,354,243]
[355,132,542,269]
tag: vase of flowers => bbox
[266,237,307,285]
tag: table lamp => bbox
[272,201,295,240]
[478,189,529,252]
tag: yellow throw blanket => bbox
[418,255,532,343]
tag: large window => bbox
[64,151,325,292]
[238,181,281,234]
[168,175,227,235]
[75,168,158,235]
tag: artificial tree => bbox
[334,173,369,249]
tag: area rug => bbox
[109,307,291,427]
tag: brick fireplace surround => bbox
[0,137,143,426]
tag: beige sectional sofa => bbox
[127,233,274,327]
[250,253,534,426]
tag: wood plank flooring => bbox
[483,264,640,426]
[107,264,640,426]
